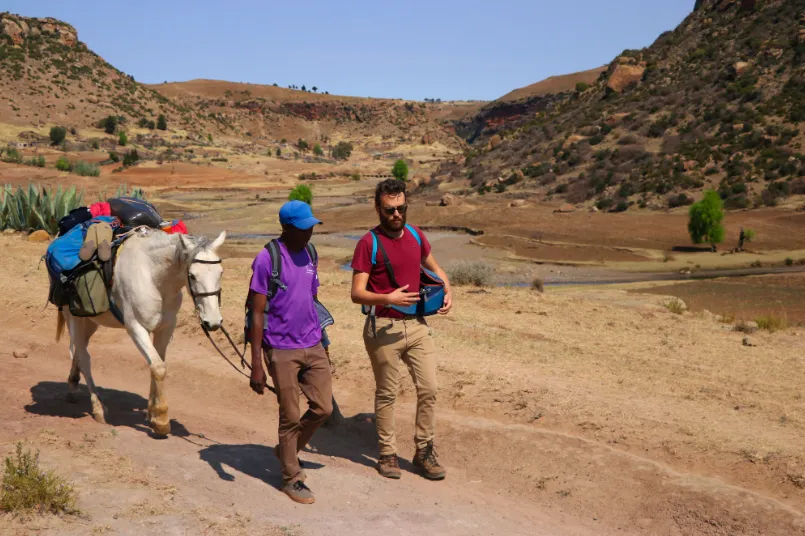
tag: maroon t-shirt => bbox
[351,225,432,318]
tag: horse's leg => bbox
[126,320,170,436]
[69,315,104,422]
[150,315,177,427]
[64,311,82,404]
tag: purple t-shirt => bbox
[249,241,321,350]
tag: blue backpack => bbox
[362,224,446,319]
[45,216,118,276]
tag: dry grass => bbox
[662,297,686,314]
[755,313,789,332]
[0,443,79,516]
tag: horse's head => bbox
[181,231,226,332]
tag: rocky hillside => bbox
[0,13,207,135]
[148,80,461,147]
[0,12,461,151]
[436,0,805,212]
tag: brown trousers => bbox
[363,316,438,456]
[265,343,333,485]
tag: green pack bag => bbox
[65,261,110,317]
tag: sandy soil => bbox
[1,233,805,535]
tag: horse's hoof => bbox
[92,410,107,424]
[151,420,170,437]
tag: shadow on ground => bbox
[25,381,189,438]
[199,444,324,489]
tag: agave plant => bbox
[0,183,84,234]
[99,183,147,202]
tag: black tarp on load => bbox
[108,197,162,228]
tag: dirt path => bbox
[2,235,805,535]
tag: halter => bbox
[186,257,223,307]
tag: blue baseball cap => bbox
[279,200,322,230]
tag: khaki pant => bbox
[265,343,333,485]
[363,316,438,456]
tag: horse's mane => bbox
[135,230,213,266]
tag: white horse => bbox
[55,228,227,436]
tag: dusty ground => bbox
[2,233,805,535]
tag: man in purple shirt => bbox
[248,200,332,504]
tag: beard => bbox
[379,211,406,233]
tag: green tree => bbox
[688,190,725,251]
[101,115,117,134]
[392,159,409,181]
[157,114,168,131]
[49,126,67,146]
[109,151,119,163]
[297,138,309,151]
[313,143,324,157]
[275,147,282,157]
[332,141,353,160]
[575,82,590,92]
[118,131,128,146]
[289,184,313,205]
[123,149,140,167]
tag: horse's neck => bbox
[140,236,187,295]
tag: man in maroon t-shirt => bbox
[350,178,452,481]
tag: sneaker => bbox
[413,441,446,480]
[282,480,315,504]
[376,454,401,479]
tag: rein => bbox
[187,256,277,394]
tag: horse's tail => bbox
[55,309,65,342]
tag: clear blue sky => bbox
[3,1,693,101]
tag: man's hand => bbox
[250,363,266,395]
[438,290,452,315]
[386,284,420,307]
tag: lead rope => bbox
[200,323,276,394]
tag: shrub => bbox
[575,82,590,93]
[447,261,494,287]
[332,141,353,160]
[49,126,67,146]
[1,148,22,164]
[392,159,409,181]
[688,190,724,249]
[668,193,693,208]
[755,313,788,332]
[785,257,794,266]
[91,140,99,150]
[289,184,313,205]
[109,151,119,163]
[532,277,544,292]
[24,156,46,168]
[55,156,72,172]
[0,443,78,515]
[118,131,127,146]
[157,114,167,131]
[313,143,324,157]
[297,139,309,151]
[662,297,686,314]
[72,161,100,177]
[122,150,140,167]
[101,115,117,134]
[350,173,361,181]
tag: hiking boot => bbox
[282,480,315,504]
[376,454,401,479]
[413,441,446,480]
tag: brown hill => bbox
[436,0,805,213]
[0,13,461,151]
[497,66,607,102]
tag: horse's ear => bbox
[211,230,227,252]
[179,234,194,251]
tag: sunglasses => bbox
[381,204,408,215]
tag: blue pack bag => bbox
[45,216,117,276]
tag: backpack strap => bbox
[405,224,422,247]
[370,233,379,265]
[305,242,318,266]
[371,230,401,289]
[265,239,287,301]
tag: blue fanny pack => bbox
[362,224,445,318]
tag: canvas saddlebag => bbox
[61,260,111,317]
